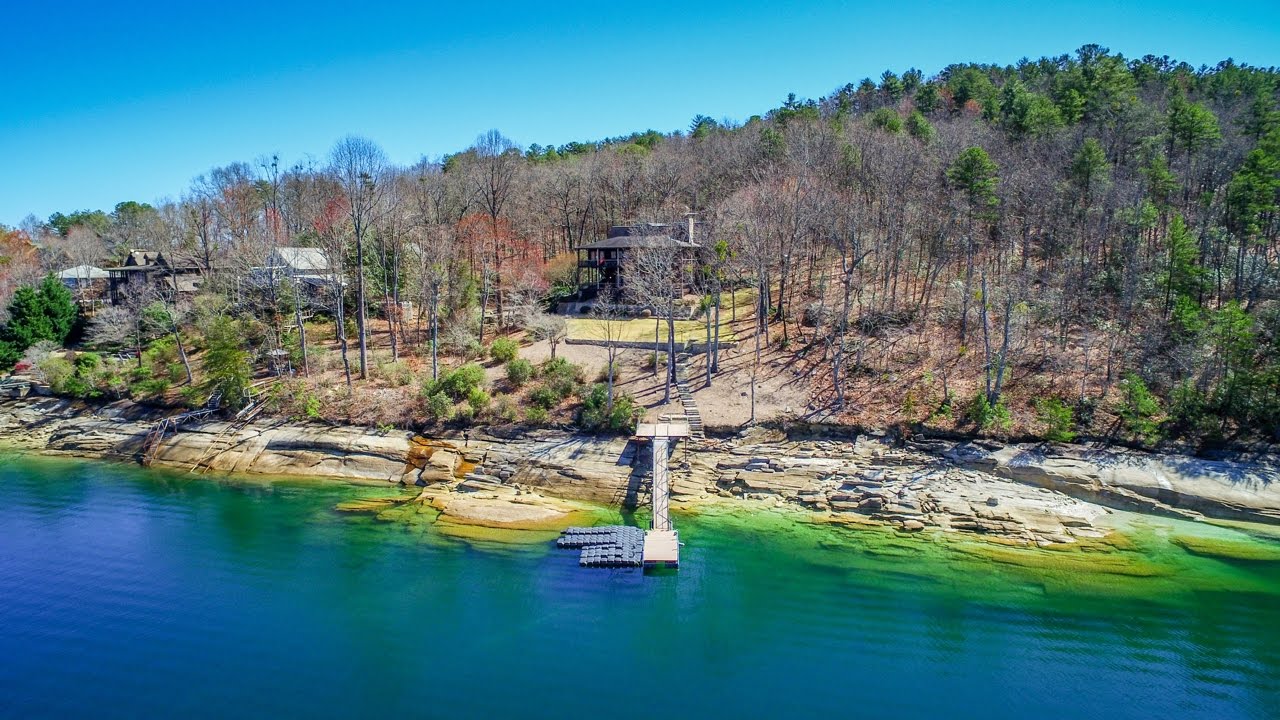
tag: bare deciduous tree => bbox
[330,135,388,380]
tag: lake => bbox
[2,455,1278,719]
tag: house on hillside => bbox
[572,222,701,305]
[56,265,110,311]
[254,247,341,302]
[105,250,203,304]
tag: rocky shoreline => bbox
[2,396,1278,547]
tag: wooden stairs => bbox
[140,392,223,467]
[673,354,705,439]
[185,384,271,474]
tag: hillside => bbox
[0,44,1277,450]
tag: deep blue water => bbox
[2,455,1278,719]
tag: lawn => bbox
[565,289,753,343]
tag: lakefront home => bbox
[56,265,110,310]
[105,250,203,304]
[255,247,341,302]
[571,221,701,305]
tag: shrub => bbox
[303,393,323,420]
[525,406,549,424]
[966,392,1011,433]
[506,358,534,386]
[19,340,60,372]
[37,356,75,393]
[37,353,128,400]
[528,385,561,410]
[1119,373,1162,443]
[97,367,128,399]
[596,362,623,383]
[424,363,485,401]
[540,357,583,399]
[467,386,490,414]
[491,394,519,422]
[424,391,453,421]
[143,335,177,364]
[179,384,205,408]
[376,360,414,387]
[489,337,519,364]
[165,362,187,383]
[454,403,475,425]
[129,366,170,398]
[576,384,637,433]
[642,352,666,371]
[74,352,102,373]
[1035,397,1077,442]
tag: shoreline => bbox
[3,395,1280,559]
[11,450,1280,604]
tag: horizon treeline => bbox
[3,44,1279,444]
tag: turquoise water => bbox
[2,455,1279,719]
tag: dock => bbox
[641,529,680,568]
[554,420,689,571]
[558,526,644,567]
[636,421,688,569]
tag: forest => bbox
[1,44,1278,448]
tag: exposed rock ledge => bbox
[944,442,1280,525]
[2,397,1278,547]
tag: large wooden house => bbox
[252,247,341,302]
[573,222,700,300]
[105,250,203,304]
[56,265,110,311]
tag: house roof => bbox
[124,250,162,267]
[271,247,330,272]
[576,235,697,251]
[162,275,202,293]
[56,265,108,280]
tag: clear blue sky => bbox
[3,0,1278,227]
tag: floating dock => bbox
[641,529,680,568]
[558,526,644,567]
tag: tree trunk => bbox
[960,235,974,344]
[390,248,401,362]
[992,292,1014,404]
[336,290,352,390]
[664,310,676,404]
[382,287,396,364]
[430,288,440,381]
[355,235,368,380]
[293,283,309,378]
[704,292,712,388]
[170,317,193,385]
[478,263,490,347]
[711,297,721,373]
[652,316,660,376]
[980,274,993,401]
[606,345,616,415]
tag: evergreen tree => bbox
[1167,94,1221,156]
[0,275,78,369]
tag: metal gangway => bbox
[634,421,689,569]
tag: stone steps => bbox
[673,357,705,439]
